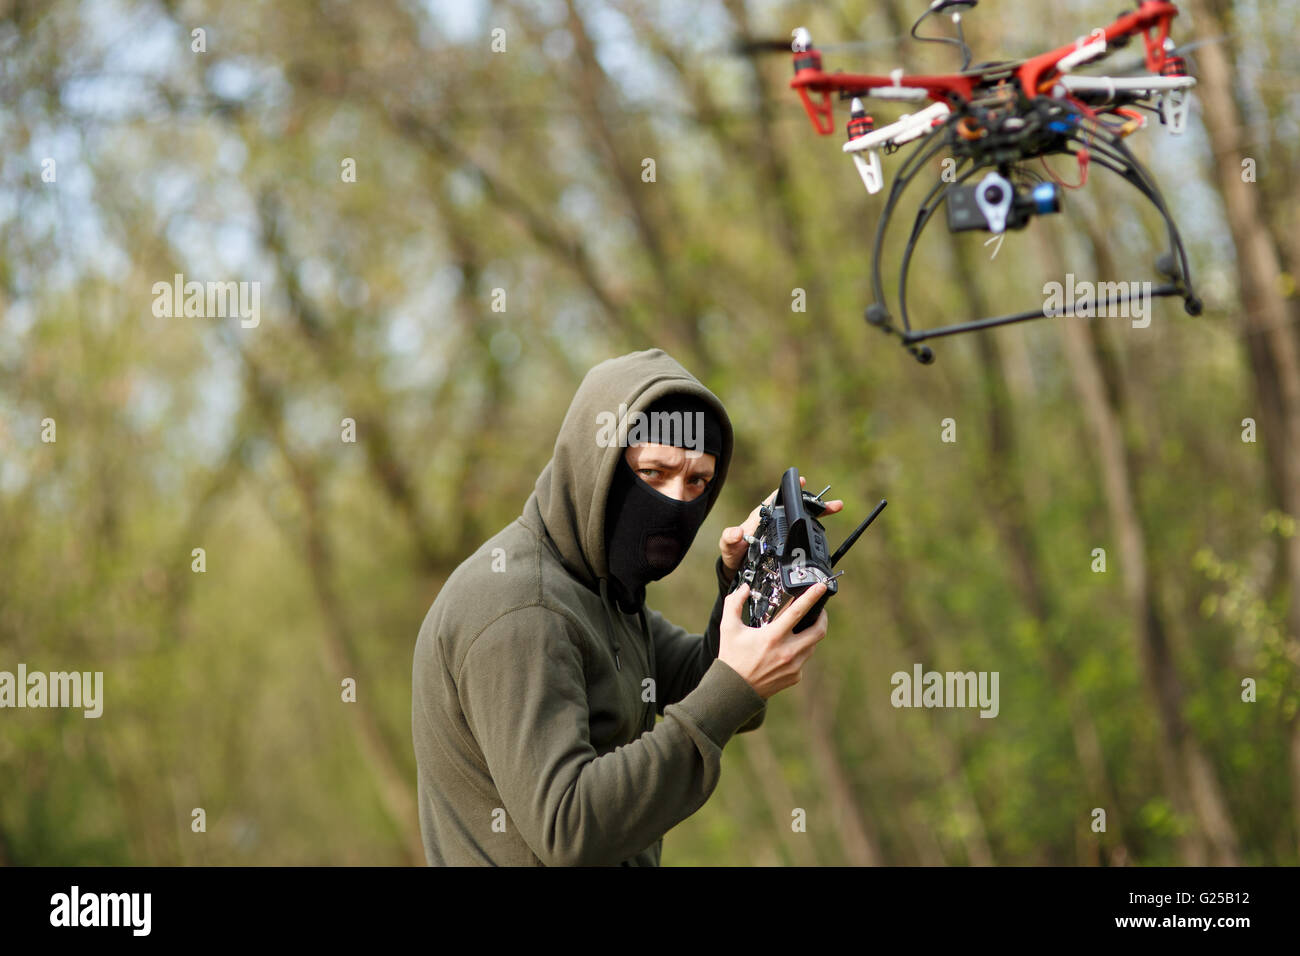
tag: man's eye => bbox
[638,469,661,479]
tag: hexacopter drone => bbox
[783,0,1203,363]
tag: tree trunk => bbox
[1185,0,1300,853]
[876,523,997,865]
[799,665,883,864]
[1046,229,1240,864]
[949,235,1132,863]
[238,344,426,867]
[735,731,821,866]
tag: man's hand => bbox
[718,581,829,699]
[718,476,843,585]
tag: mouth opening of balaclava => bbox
[604,393,722,610]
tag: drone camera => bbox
[974,172,1014,233]
[946,175,1061,234]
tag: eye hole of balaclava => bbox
[603,394,722,609]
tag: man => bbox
[411,349,836,865]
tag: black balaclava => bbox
[604,394,723,610]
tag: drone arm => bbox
[791,69,972,134]
[793,70,974,100]
[1018,1,1183,95]
[842,102,951,154]
[842,102,951,195]
[1056,34,1111,75]
[1056,74,1196,95]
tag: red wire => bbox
[1041,150,1089,189]
[1040,96,1098,189]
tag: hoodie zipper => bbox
[600,578,658,731]
[598,578,622,671]
[636,606,657,730]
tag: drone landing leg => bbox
[1071,126,1203,316]
[899,283,1189,344]
[863,114,965,364]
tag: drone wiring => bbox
[910,0,978,72]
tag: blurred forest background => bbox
[1,0,1298,865]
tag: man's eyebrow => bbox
[630,454,712,477]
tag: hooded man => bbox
[412,348,835,866]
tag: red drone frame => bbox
[792,1,1183,132]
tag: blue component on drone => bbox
[1047,117,1078,133]
[1031,182,1061,214]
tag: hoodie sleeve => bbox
[457,603,765,867]
[644,557,766,733]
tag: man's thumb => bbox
[725,582,750,612]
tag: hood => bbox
[530,348,734,592]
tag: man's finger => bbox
[792,611,829,658]
[772,581,827,630]
[719,526,747,571]
[724,582,750,615]
[769,478,842,516]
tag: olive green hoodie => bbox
[411,349,767,866]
